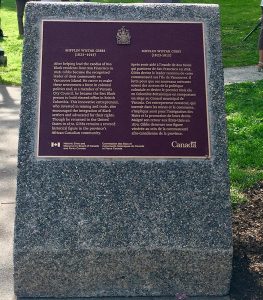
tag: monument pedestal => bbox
[14,3,232,298]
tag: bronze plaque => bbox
[37,21,210,158]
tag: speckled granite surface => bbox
[14,3,232,298]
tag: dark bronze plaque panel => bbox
[38,21,210,158]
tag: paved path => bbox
[0,86,20,300]
[0,66,262,300]
[224,65,263,84]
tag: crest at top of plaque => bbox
[116,26,131,45]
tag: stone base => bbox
[14,248,232,298]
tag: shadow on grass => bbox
[0,76,20,86]
[1,0,17,12]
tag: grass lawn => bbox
[0,0,23,85]
[226,81,263,204]
[182,0,261,68]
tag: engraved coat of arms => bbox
[116,26,131,45]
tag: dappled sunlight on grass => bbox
[226,81,263,204]
[230,186,246,206]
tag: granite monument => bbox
[14,2,232,299]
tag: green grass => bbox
[0,0,23,85]
[225,81,263,204]
[182,0,261,67]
